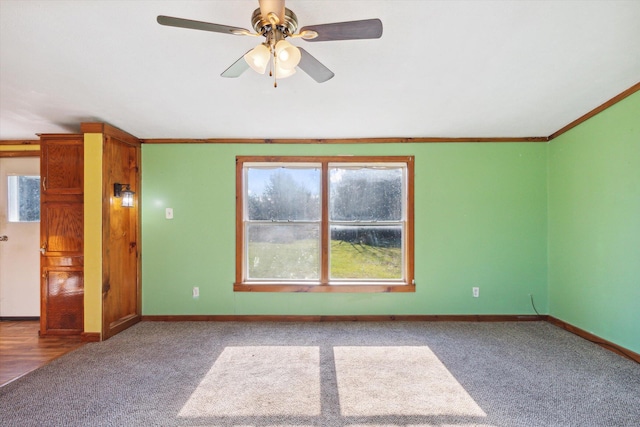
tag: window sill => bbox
[234,282,416,293]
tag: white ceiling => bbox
[1,0,639,140]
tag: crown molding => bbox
[140,136,548,144]
[549,81,640,140]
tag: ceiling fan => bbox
[157,0,382,86]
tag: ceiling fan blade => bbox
[221,52,251,78]
[301,18,382,42]
[157,15,250,35]
[298,48,334,83]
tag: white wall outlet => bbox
[192,287,199,298]
[472,287,480,298]
[165,208,174,219]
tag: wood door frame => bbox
[0,141,40,159]
[0,151,39,158]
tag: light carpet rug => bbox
[1,321,638,426]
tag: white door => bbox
[0,157,40,317]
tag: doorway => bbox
[0,157,40,318]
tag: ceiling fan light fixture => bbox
[244,43,270,74]
[274,64,296,79]
[158,2,383,86]
[274,39,301,69]
[259,0,286,24]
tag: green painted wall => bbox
[548,90,640,354]
[142,143,548,316]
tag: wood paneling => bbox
[81,123,140,147]
[41,202,83,255]
[39,134,84,336]
[38,124,142,342]
[100,128,141,340]
[42,269,83,333]
[0,320,83,387]
[40,137,83,194]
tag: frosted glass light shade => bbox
[274,64,296,78]
[275,40,301,70]
[121,189,135,208]
[114,183,135,208]
[244,44,270,74]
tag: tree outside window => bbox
[236,156,414,293]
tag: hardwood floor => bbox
[0,320,84,387]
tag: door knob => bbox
[0,235,8,242]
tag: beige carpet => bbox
[1,321,639,426]
[334,346,486,418]
[179,346,321,418]
[179,345,487,421]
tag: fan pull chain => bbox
[273,51,278,88]
[268,42,274,78]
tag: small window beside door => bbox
[7,176,40,222]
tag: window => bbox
[8,175,40,222]
[235,156,414,292]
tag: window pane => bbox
[247,224,320,280]
[8,175,41,222]
[330,226,403,280]
[330,167,403,221]
[247,167,320,221]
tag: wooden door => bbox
[101,132,141,340]
[39,135,84,335]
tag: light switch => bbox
[165,208,174,219]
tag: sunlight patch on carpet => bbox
[346,424,494,427]
[179,346,320,417]
[334,346,487,417]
